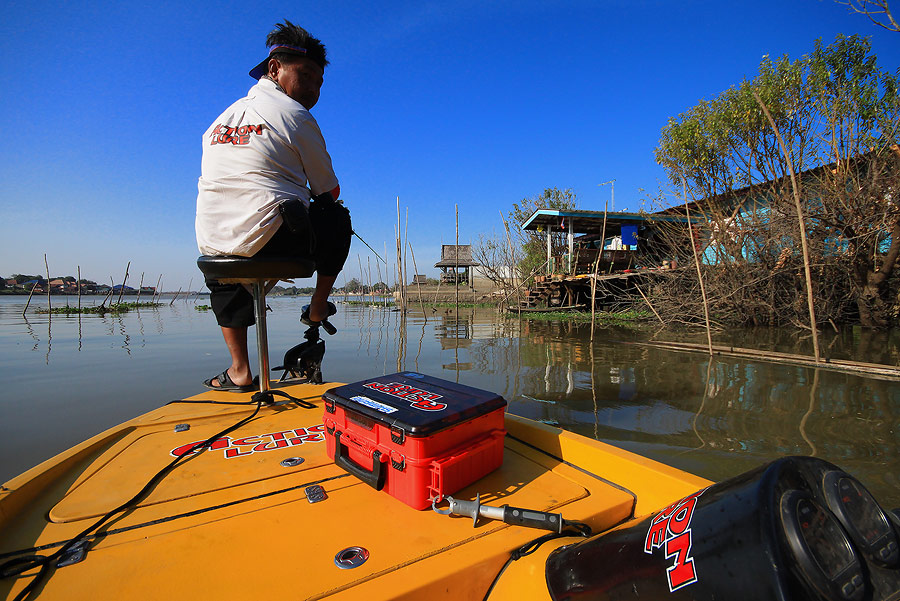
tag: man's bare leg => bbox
[308,275,337,322]
[210,326,253,387]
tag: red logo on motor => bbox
[644,488,707,592]
[362,381,447,411]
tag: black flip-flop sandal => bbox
[203,370,255,393]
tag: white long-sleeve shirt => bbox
[196,77,338,256]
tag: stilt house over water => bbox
[434,245,480,285]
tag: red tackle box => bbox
[322,372,507,510]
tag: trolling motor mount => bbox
[273,325,326,384]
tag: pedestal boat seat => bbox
[197,255,315,398]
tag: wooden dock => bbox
[517,271,650,310]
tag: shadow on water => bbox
[2,296,898,509]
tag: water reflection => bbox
[2,297,897,509]
[420,313,899,507]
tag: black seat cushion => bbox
[197,255,316,280]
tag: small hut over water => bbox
[434,245,480,286]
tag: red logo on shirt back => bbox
[210,123,266,146]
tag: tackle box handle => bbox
[334,430,386,491]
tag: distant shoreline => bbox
[0,290,209,297]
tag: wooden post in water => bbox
[170,288,181,306]
[115,262,130,306]
[752,90,820,363]
[77,266,82,312]
[152,274,162,304]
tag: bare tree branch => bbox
[836,0,899,32]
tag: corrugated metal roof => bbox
[434,244,479,267]
[520,209,698,233]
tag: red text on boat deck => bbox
[170,425,326,459]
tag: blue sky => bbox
[2,1,897,290]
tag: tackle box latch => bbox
[390,452,406,471]
[390,424,406,445]
[325,398,335,414]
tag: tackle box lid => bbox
[323,372,506,436]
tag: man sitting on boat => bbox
[195,20,351,392]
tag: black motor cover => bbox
[545,457,900,601]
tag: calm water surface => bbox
[1,294,898,507]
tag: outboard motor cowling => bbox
[545,457,900,601]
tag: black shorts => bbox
[206,200,352,328]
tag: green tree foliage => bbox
[343,278,364,293]
[653,35,900,327]
[509,187,578,278]
[13,274,43,284]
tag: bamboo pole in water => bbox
[101,277,115,309]
[590,256,600,340]
[152,274,162,304]
[23,278,38,316]
[170,287,181,306]
[396,197,405,312]
[367,256,374,306]
[752,90,820,363]
[433,269,443,304]
[77,266,82,312]
[455,204,459,313]
[408,242,428,322]
[591,201,610,339]
[357,254,364,300]
[683,180,713,356]
[627,340,900,380]
[44,254,51,312]
[136,272,144,305]
[499,210,520,315]
[635,283,664,324]
[383,241,389,308]
[402,207,410,310]
[116,262,130,306]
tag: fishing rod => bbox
[352,229,385,264]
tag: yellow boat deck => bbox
[0,381,709,600]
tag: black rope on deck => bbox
[0,396,269,600]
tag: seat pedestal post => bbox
[252,280,271,395]
[196,254,317,400]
